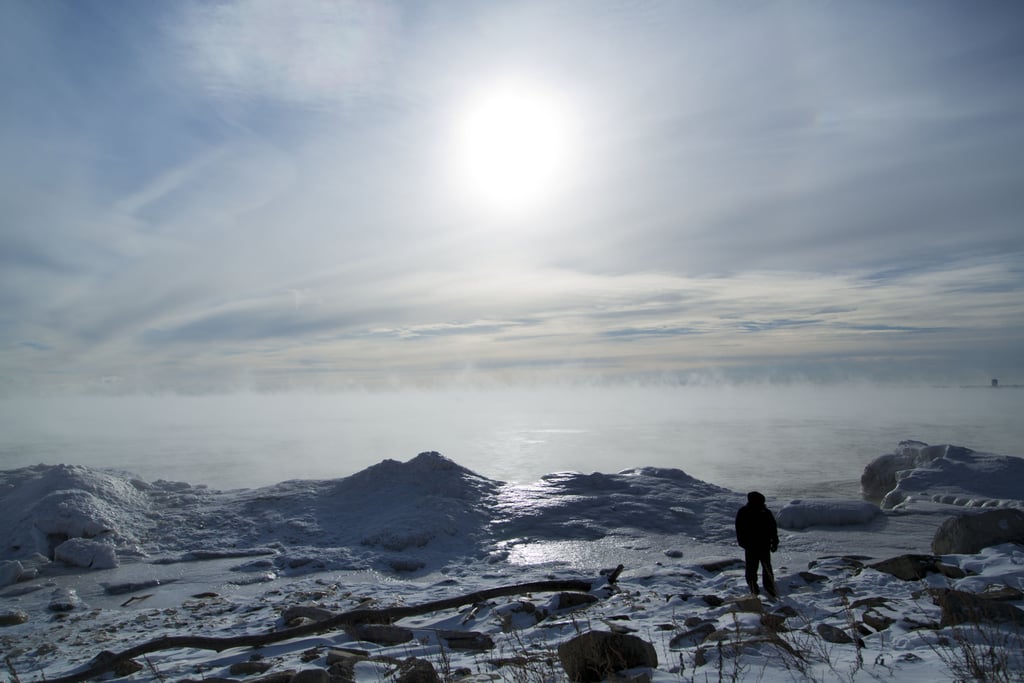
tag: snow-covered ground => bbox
[2,442,1023,682]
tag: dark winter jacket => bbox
[735,491,779,551]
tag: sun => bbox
[451,79,575,213]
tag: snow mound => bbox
[777,499,881,530]
[861,441,1024,510]
[0,464,215,567]
[0,464,152,562]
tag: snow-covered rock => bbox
[53,538,119,569]
[776,499,881,530]
[861,441,1024,510]
[860,441,966,503]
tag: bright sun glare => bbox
[452,79,574,214]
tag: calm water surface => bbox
[1,385,1021,499]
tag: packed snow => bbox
[2,443,1023,682]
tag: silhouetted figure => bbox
[735,491,779,597]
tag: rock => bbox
[932,509,1024,555]
[438,631,495,651]
[760,613,787,631]
[349,623,414,645]
[259,673,297,683]
[556,592,600,610]
[664,549,683,559]
[54,538,119,569]
[699,558,743,573]
[869,554,945,581]
[850,596,890,609]
[862,610,896,632]
[816,623,853,644]
[773,605,798,618]
[933,589,1024,627]
[113,659,144,677]
[395,657,440,683]
[48,587,81,612]
[325,652,363,683]
[936,562,966,579]
[729,596,762,613]
[289,669,330,683]
[327,661,356,683]
[979,584,1024,601]
[557,631,658,682]
[281,605,335,623]
[668,622,716,649]
[700,595,723,607]
[230,660,274,675]
[860,441,952,504]
[0,561,25,588]
[799,571,828,584]
[326,648,370,661]
[0,610,29,627]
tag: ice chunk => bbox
[777,499,881,530]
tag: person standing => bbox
[735,491,779,597]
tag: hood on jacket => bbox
[747,491,766,506]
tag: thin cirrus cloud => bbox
[0,0,1022,394]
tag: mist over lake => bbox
[2,384,1021,498]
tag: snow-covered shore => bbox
[2,442,1024,682]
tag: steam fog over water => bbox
[2,384,1022,499]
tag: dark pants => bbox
[744,547,776,595]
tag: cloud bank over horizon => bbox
[2,1,1023,394]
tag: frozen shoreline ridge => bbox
[2,442,1024,575]
[2,443,1024,682]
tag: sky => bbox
[2,0,1023,395]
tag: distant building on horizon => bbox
[992,378,999,387]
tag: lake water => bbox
[1,384,1021,499]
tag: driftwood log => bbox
[47,571,620,683]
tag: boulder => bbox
[816,623,853,644]
[729,596,763,613]
[289,669,330,683]
[0,610,29,627]
[557,631,657,682]
[931,509,1024,555]
[281,605,335,623]
[229,660,273,676]
[438,630,495,651]
[932,589,1024,627]
[869,554,957,581]
[699,558,743,573]
[395,657,440,683]
[668,622,716,649]
[54,538,119,569]
[0,561,24,588]
[979,584,1024,601]
[348,623,414,645]
[862,610,895,632]
[49,587,81,612]
[555,592,600,610]
[860,441,952,503]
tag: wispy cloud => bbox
[1,1,1022,393]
